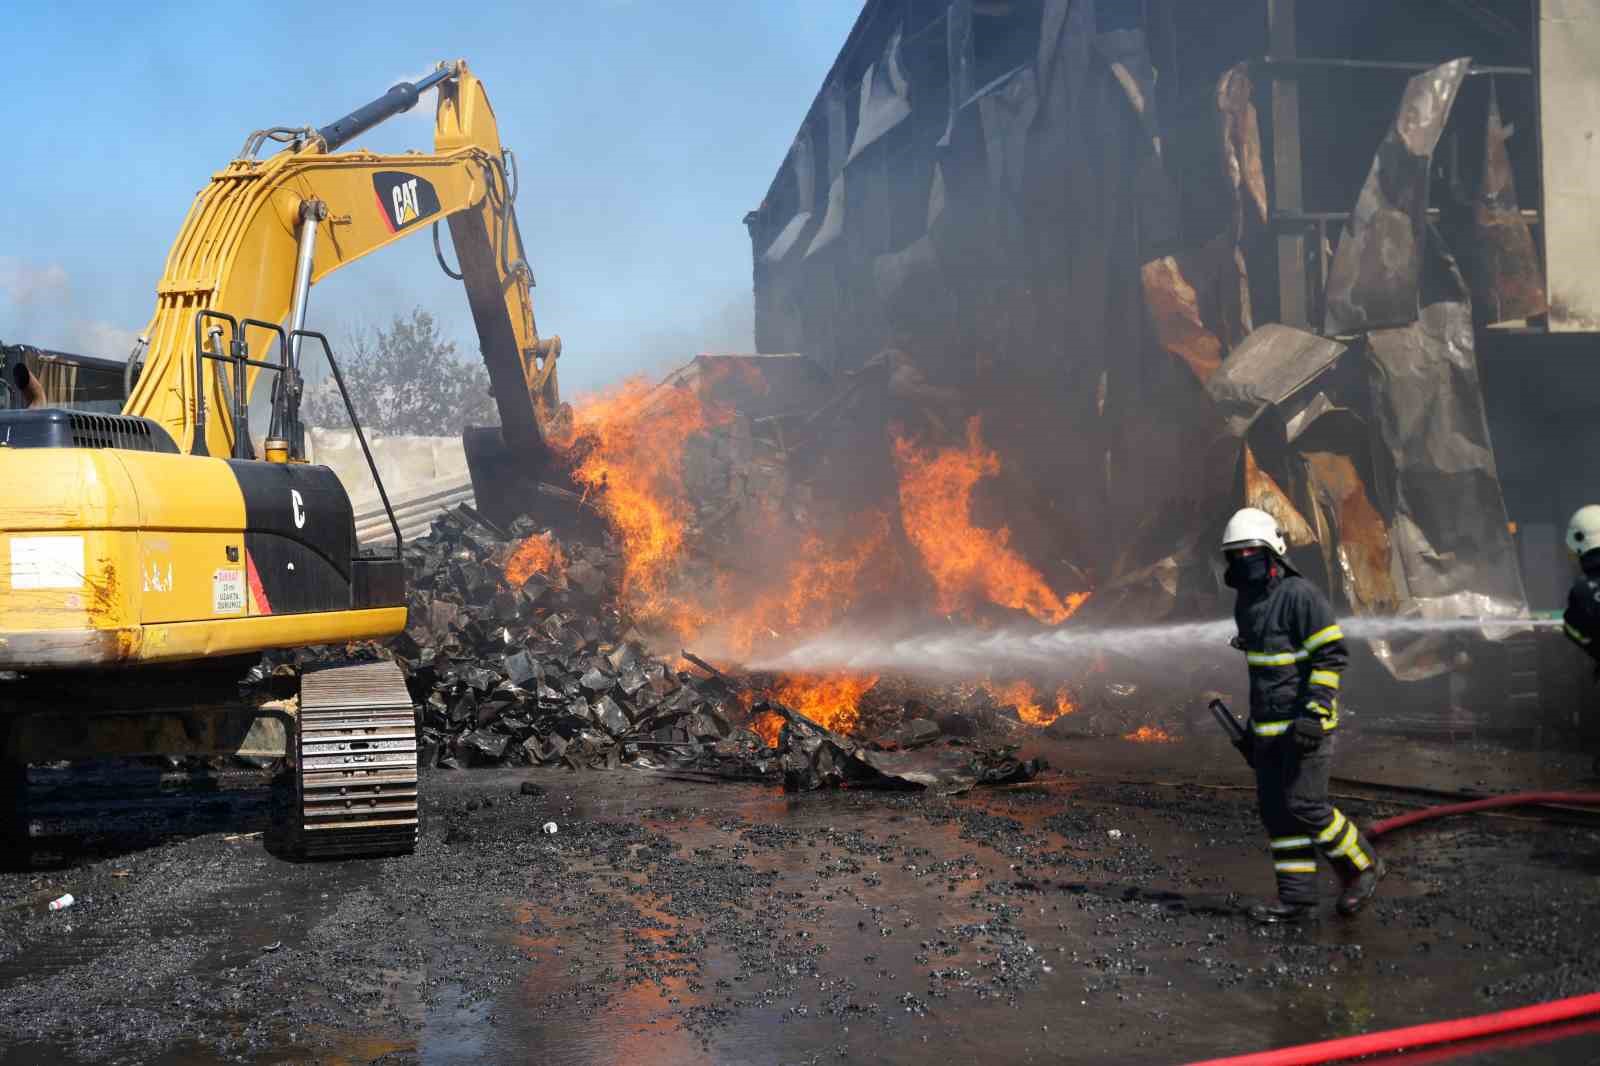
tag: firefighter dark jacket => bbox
[1564,552,1600,664]
[1232,572,1347,738]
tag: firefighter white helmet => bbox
[1567,505,1600,556]
[1221,507,1287,558]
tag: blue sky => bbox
[0,1,862,393]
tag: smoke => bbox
[0,257,138,359]
[0,258,69,306]
[569,291,755,392]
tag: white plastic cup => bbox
[47,893,75,912]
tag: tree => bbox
[302,308,498,436]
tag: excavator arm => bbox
[123,61,561,464]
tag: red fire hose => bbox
[1184,994,1600,1066]
[1185,791,1600,1066]
[1366,790,1600,839]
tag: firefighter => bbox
[1223,507,1385,923]
[1563,506,1600,667]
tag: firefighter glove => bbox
[1292,716,1324,754]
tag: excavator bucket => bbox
[462,425,594,537]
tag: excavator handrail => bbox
[190,310,238,457]
[236,318,291,461]
[293,329,403,558]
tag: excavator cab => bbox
[0,343,130,414]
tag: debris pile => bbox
[387,505,760,774]
[767,699,1045,795]
[271,503,1040,794]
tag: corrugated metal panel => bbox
[353,477,475,546]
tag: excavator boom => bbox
[123,60,562,464]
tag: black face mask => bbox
[1224,552,1273,589]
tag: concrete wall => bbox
[306,428,469,512]
[1540,0,1600,331]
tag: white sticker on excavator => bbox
[10,535,85,590]
[213,567,246,615]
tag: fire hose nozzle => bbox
[1208,698,1246,744]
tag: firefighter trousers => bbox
[1253,732,1377,904]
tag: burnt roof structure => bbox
[745,1,1597,727]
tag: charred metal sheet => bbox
[1024,0,1100,383]
[939,0,976,148]
[1364,233,1526,679]
[1217,63,1267,241]
[1141,255,1224,382]
[1281,392,1352,445]
[769,700,1042,795]
[1204,324,1347,438]
[1037,0,1091,101]
[1463,81,1547,325]
[1211,63,1264,343]
[762,131,816,265]
[805,84,850,258]
[1097,30,1162,154]
[1242,444,1315,548]
[848,26,911,164]
[969,66,1041,270]
[1300,450,1400,616]
[1096,29,1180,256]
[977,67,1039,202]
[1323,59,1471,334]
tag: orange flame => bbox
[504,532,566,586]
[893,418,1089,624]
[770,673,878,735]
[555,378,728,633]
[1123,725,1176,743]
[984,680,1075,727]
[750,710,784,747]
[723,515,891,658]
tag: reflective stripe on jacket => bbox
[1234,574,1347,734]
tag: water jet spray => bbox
[750,615,1561,680]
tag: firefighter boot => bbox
[1336,857,1387,917]
[1248,900,1317,924]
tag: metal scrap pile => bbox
[765,699,1045,794]
[273,503,1039,793]
[384,505,761,773]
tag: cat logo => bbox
[391,179,421,227]
[372,171,442,234]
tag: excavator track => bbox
[296,661,419,859]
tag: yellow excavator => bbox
[0,60,563,858]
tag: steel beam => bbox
[1267,0,1308,329]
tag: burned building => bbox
[744,0,1600,732]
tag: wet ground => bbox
[2,732,1599,1065]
